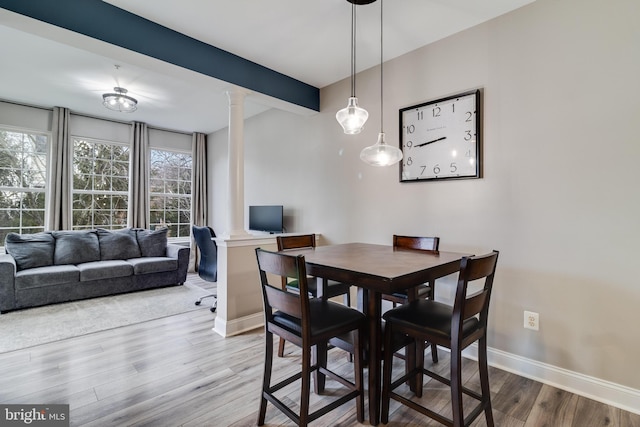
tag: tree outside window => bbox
[72,138,129,230]
[0,128,48,245]
[149,149,192,239]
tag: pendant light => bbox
[360,0,403,167]
[335,1,371,134]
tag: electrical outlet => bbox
[524,311,539,331]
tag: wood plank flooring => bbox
[1,306,639,426]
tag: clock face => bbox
[399,90,481,182]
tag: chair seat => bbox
[383,299,480,342]
[273,299,365,338]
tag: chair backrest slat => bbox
[276,235,316,289]
[256,248,310,323]
[393,235,440,252]
[277,234,316,251]
[264,283,303,318]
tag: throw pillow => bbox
[5,232,55,271]
[97,228,141,260]
[52,230,101,265]
[136,228,168,257]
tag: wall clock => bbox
[399,89,481,182]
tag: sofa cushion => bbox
[78,260,134,282]
[52,230,100,265]
[127,257,177,275]
[15,265,80,290]
[4,232,55,271]
[136,228,168,257]
[97,228,141,260]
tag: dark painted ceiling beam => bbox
[0,0,320,111]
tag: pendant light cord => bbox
[380,0,384,133]
[351,3,357,97]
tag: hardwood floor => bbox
[1,307,638,426]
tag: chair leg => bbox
[414,339,425,398]
[381,321,394,424]
[343,289,351,307]
[258,331,273,426]
[354,327,365,423]
[430,342,439,363]
[300,344,312,426]
[450,344,464,427]
[313,343,327,394]
[478,336,495,427]
[277,337,286,357]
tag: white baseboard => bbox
[213,312,263,338]
[462,344,640,416]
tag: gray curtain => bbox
[128,122,149,229]
[189,132,208,273]
[46,107,72,231]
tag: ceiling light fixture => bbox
[360,0,403,167]
[336,0,375,134]
[102,87,138,113]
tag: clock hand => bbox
[415,136,447,147]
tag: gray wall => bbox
[209,0,640,397]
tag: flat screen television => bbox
[249,205,283,234]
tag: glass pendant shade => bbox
[102,87,138,113]
[360,132,403,166]
[336,96,369,134]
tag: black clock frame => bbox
[398,89,482,183]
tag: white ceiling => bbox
[0,0,535,134]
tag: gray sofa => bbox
[0,228,189,313]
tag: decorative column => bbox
[226,88,248,237]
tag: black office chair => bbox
[192,225,218,313]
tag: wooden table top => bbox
[284,242,469,294]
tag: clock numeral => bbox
[404,157,413,166]
[406,124,415,135]
[465,149,472,157]
[450,162,457,173]
[433,164,441,175]
[417,111,424,120]
[404,140,413,149]
[432,107,441,118]
[464,130,473,141]
[420,165,426,176]
[465,111,473,122]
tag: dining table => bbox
[280,242,469,425]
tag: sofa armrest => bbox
[167,244,190,284]
[0,254,17,312]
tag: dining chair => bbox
[276,234,352,357]
[383,235,440,363]
[255,248,365,426]
[192,225,218,312]
[380,250,499,427]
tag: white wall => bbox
[209,0,640,400]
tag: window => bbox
[149,149,192,239]
[0,128,48,244]
[72,138,129,230]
